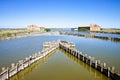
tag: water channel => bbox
[0,33,120,80]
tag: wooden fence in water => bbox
[59,40,120,80]
[0,40,120,80]
[60,32,120,42]
[0,42,59,80]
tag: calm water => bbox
[52,29,120,38]
[62,30,120,38]
[72,32,120,38]
[10,50,111,80]
[0,34,120,80]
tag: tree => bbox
[45,28,51,32]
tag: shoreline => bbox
[0,31,120,42]
[0,32,60,41]
[91,31,120,34]
[60,32,120,42]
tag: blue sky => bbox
[0,0,120,28]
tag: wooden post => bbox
[38,51,41,56]
[88,56,91,59]
[7,67,9,79]
[21,60,24,70]
[29,56,32,65]
[16,63,18,74]
[26,57,29,67]
[95,60,98,68]
[108,67,110,77]
[11,63,15,68]
[78,52,80,59]
[28,57,30,66]
[19,60,22,70]
[85,54,88,63]
[89,56,92,66]
[97,60,101,65]
[82,54,84,61]
[111,66,115,73]
[11,63,15,77]
[103,63,106,68]
[101,63,103,72]
[91,57,95,62]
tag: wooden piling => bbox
[58,40,120,80]
[0,40,120,80]
[60,32,120,42]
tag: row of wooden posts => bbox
[59,41,120,80]
[0,45,58,80]
[0,40,120,80]
[60,32,120,42]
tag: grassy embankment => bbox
[78,28,120,34]
[0,28,52,37]
[100,29,120,34]
[92,29,120,34]
[0,29,31,37]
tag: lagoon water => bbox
[0,33,120,80]
[62,30,120,38]
[10,50,111,80]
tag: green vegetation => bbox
[45,28,51,32]
[91,29,120,34]
[101,29,120,34]
[78,28,90,31]
[0,29,31,37]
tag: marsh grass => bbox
[0,30,31,37]
[100,29,120,34]
[91,29,120,34]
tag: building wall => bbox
[90,24,101,31]
[27,25,45,32]
[78,24,101,31]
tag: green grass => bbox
[78,28,90,31]
[45,28,51,32]
[92,29,120,34]
[0,29,31,37]
[101,29,120,34]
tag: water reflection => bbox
[0,35,120,73]
[10,49,111,80]
[60,49,111,80]
[9,50,57,80]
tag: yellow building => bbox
[27,25,45,32]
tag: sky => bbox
[0,0,120,28]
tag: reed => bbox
[0,30,31,37]
[100,29,120,34]
[91,29,120,34]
